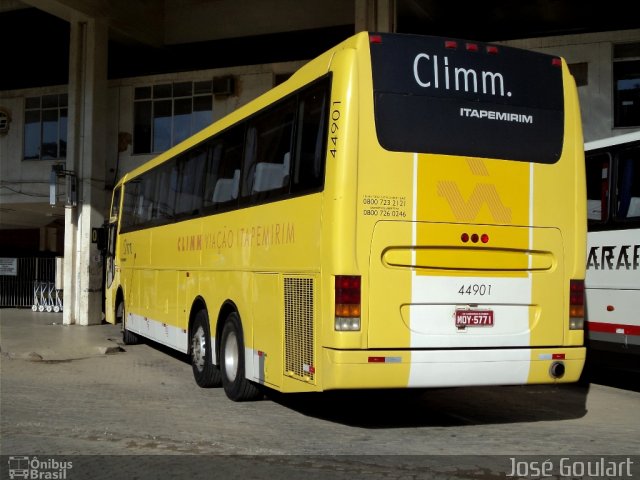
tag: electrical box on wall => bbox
[50,164,77,208]
[65,174,77,207]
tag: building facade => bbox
[1,0,638,324]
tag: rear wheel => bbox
[191,310,222,387]
[220,312,261,401]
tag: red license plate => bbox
[455,309,494,327]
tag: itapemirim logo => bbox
[8,456,73,479]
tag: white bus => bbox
[585,130,640,360]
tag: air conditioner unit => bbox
[212,76,235,97]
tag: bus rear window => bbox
[370,33,565,164]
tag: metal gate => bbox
[0,257,60,309]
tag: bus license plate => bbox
[455,309,494,327]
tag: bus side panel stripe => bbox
[588,321,640,336]
[127,312,189,353]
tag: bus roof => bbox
[585,130,640,152]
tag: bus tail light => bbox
[335,275,361,331]
[569,279,584,330]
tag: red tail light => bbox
[335,275,361,331]
[570,280,584,308]
[569,280,584,329]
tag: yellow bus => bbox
[104,32,587,401]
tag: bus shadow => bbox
[129,337,596,426]
[130,336,192,364]
[266,384,589,428]
[581,351,640,393]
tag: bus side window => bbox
[241,100,295,201]
[204,125,244,209]
[121,179,140,229]
[292,78,328,194]
[616,146,640,219]
[253,152,290,193]
[138,169,159,224]
[110,186,121,221]
[204,142,223,203]
[585,152,610,223]
[154,162,175,220]
[212,170,240,203]
[175,146,206,216]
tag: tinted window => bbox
[613,59,640,128]
[121,179,141,229]
[203,126,244,210]
[155,162,176,220]
[111,187,121,219]
[120,75,330,232]
[242,99,296,201]
[175,147,207,216]
[292,81,328,193]
[586,141,640,231]
[585,153,610,222]
[615,145,640,220]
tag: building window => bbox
[23,94,67,160]
[133,81,214,155]
[613,43,640,128]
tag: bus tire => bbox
[191,309,222,388]
[220,312,262,402]
[119,299,140,345]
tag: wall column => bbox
[62,17,108,325]
[355,0,396,33]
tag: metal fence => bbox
[0,257,59,309]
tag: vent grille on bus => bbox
[284,277,315,383]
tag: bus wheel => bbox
[119,299,140,345]
[191,310,222,388]
[220,312,261,401]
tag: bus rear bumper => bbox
[321,347,586,390]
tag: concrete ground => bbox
[0,308,122,361]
